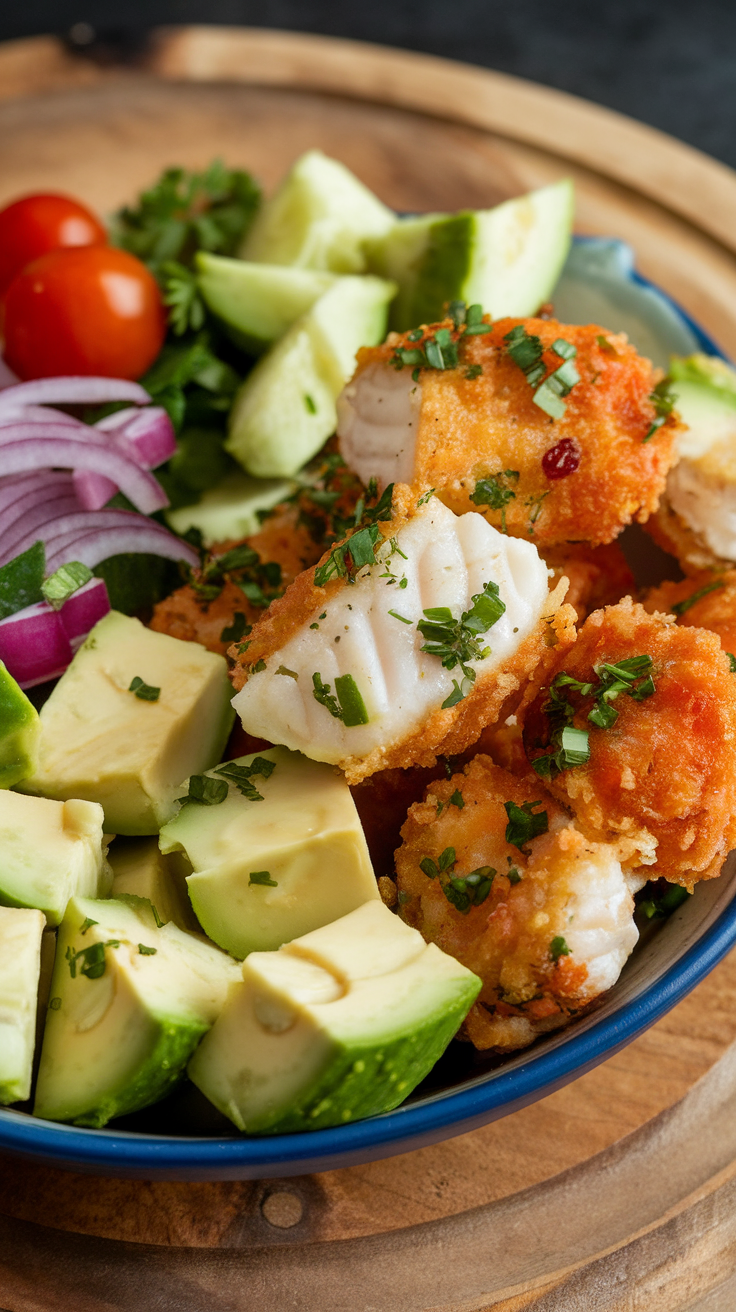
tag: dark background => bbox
[1,1,736,170]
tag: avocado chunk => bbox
[20,611,234,835]
[0,791,109,926]
[165,470,294,548]
[366,179,574,331]
[33,895,240,1127]
[188,900,481,1133]
[0,661,39,789]
[240,149,394,274]
[108,837,199,933]
[159,746,379,959]
[225,275,396,478]
[0,906,45,1103]
[669,353,736,459]
[196,253,338,354]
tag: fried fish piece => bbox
[337,317,679,547]
[523,597,736,885]
[230,487,575,784]
[540,541,635,623]
[643,570,736,657]
[396,755,642,1051]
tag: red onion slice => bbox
[0,438,168,513]
[0,377,150,414]
[0,495,82,563]
[0,601,73,688]
[0,406,82,426]
[0,472,73,515]
[45,521,199,572]
[58,577,111,651]
[109,407,176,470]
[72,469,119,511]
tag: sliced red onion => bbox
[45,521,198,572]
[0,405,82,426]
[0,377,150,414]
[72,468,118,511]
[0,601,73,688]
[0,472,73,516]
[58,577,110,651]
[0,438,168,514]
[0,495,82,563]
[109,407,176,470]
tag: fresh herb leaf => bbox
[161,261,207,336]
[549,935,571,963]
[417,488,437,506]
[729,653,736,673]
[507,865,522,885]
[448,789,464,809]
[138,944,158,956]
[639,884,690,920]
[0,541,45,620]
[275,665,298,680]
[115,894,164,928]
[672,580,726,615]
[312,672,342,719]
[334,673,369,726]
[177,774,229,807]
[644,376,677,442]
[65,939,119,981]
[504,800,549,853]
[220,612,251,644]
[304,393,317,415]
[129,676,161,702]
[470,470,519,532]
[41,561,93,610]
[418,579,505,702]
[464,363,483,379]
[80,917,98,936]
[504,325,580,419]
[389,609,412,624]
[215,756,276,802]
[249,870,278,887]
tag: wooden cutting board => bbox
[2,27,736,1311]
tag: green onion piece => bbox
[275,665,299,680]
[532,378,567,419]
[41,561,93,610]
[129,676,161,702]
[559,725,590,766]
[334,673,369,726]
[551,338,577,360]
[389,610,412,624]
[303,394,317,414]
[448,789,464,809]
[249,870,278,887]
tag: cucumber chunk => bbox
[225,274,396,478]
[196,253,337,354]
[165,470,294,548]
[33,895,240,1127]
[0,906,44,1104]
[367,179,574,330]
[0,660,39,789]
[241,149,394,273]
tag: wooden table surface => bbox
[2,26,736,1310]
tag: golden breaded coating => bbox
[540,541,635,623]
[643,571,736,656]
[523,597,736,885]
[396,757,640,1051]
[343,317,679,547]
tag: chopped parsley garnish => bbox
[389,609,412,624]
[464,363,483,380]
[304,393,317,414]
[214,756,276,802]
[79,917,98,936]
[448,789,465,809]
[41,561,93,610]
[390,305,490,375]
[220,612,251,644]
[729,653,736,673]
[115,894,164,928]
[417,488,437,506]
[138,944,157,956]
[66,939,119,980]
[311,672,369,725]
[470,470,520,533]
[533,656,655,777]
[276,665,299,680]
[419,846,494,913]
[644,377,677,442]
[249,870,278,887]
[638,884,690,920]
[418,579,506,707]
[507,864,522,885]
[129,676,161,702]
[596,334,618,355]
[503,325,580,419]
[504,800,549,853]
[419,847,457,879]
[177,774,229,807]
[190,542,282,609]
[550,935,571,963]
[314,522,383,587]
[671,580,725,615]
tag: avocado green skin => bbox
[35,1013,209,1129]
[235,976,479,1135]
[0,664,39,790]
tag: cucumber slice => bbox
[196,253,337,354]
[225,274,396,478]
[0,906,44,1104]
[241,150,394,274]
[165,470,294,547]
[367,179,574,330]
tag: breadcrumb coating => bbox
[523,597,736,885]
[643,570,736,656]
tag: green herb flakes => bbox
[79,917,98,936]
[418,579,505,706]
[65,939,119,981]
[304,394,317,415]
[138,944,157,956]
[276,665,299,680]
[177,774,229,807]
[129,676,161,702]
[389,609,412,624]
[549,935,571,964]
[220,612,251,644]
[671,580,726,615]
[504,800,549,853]
[215,756,276,802]
[729,653,736,673]
[644,377,677,442]
[41,561,93,610]
[249,870,278,887]
[470,470,519,532]
[639,884,690,920]
[504,325,580,419]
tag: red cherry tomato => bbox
[3,247,167,380]
[0,193,107,298]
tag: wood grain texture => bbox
[1,27,736,1309]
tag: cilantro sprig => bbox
[504,800,549,854]
[313,484,394,588]
[419,845,495,914]
[417,580,506,708]
[470,470,520,533]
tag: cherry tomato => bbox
[3,247,167,380]
[0,193,107,298]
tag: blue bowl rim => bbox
[3,239,735,1176]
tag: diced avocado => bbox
[0,906,45,1103]
[366,180,574,331]
[225,274,396,478]
[0,661,39,788]
[669,354,736,459]
[188,900,481,1133]
[109,837,199,933]
[165,470,294,548]
[33,895,240,1127]
[159,746,379,959]
[0,791,109,926]
[20,611,234,836]
[196,252,337,354]
[241,149,394,274]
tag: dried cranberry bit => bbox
[542,438,580,480]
